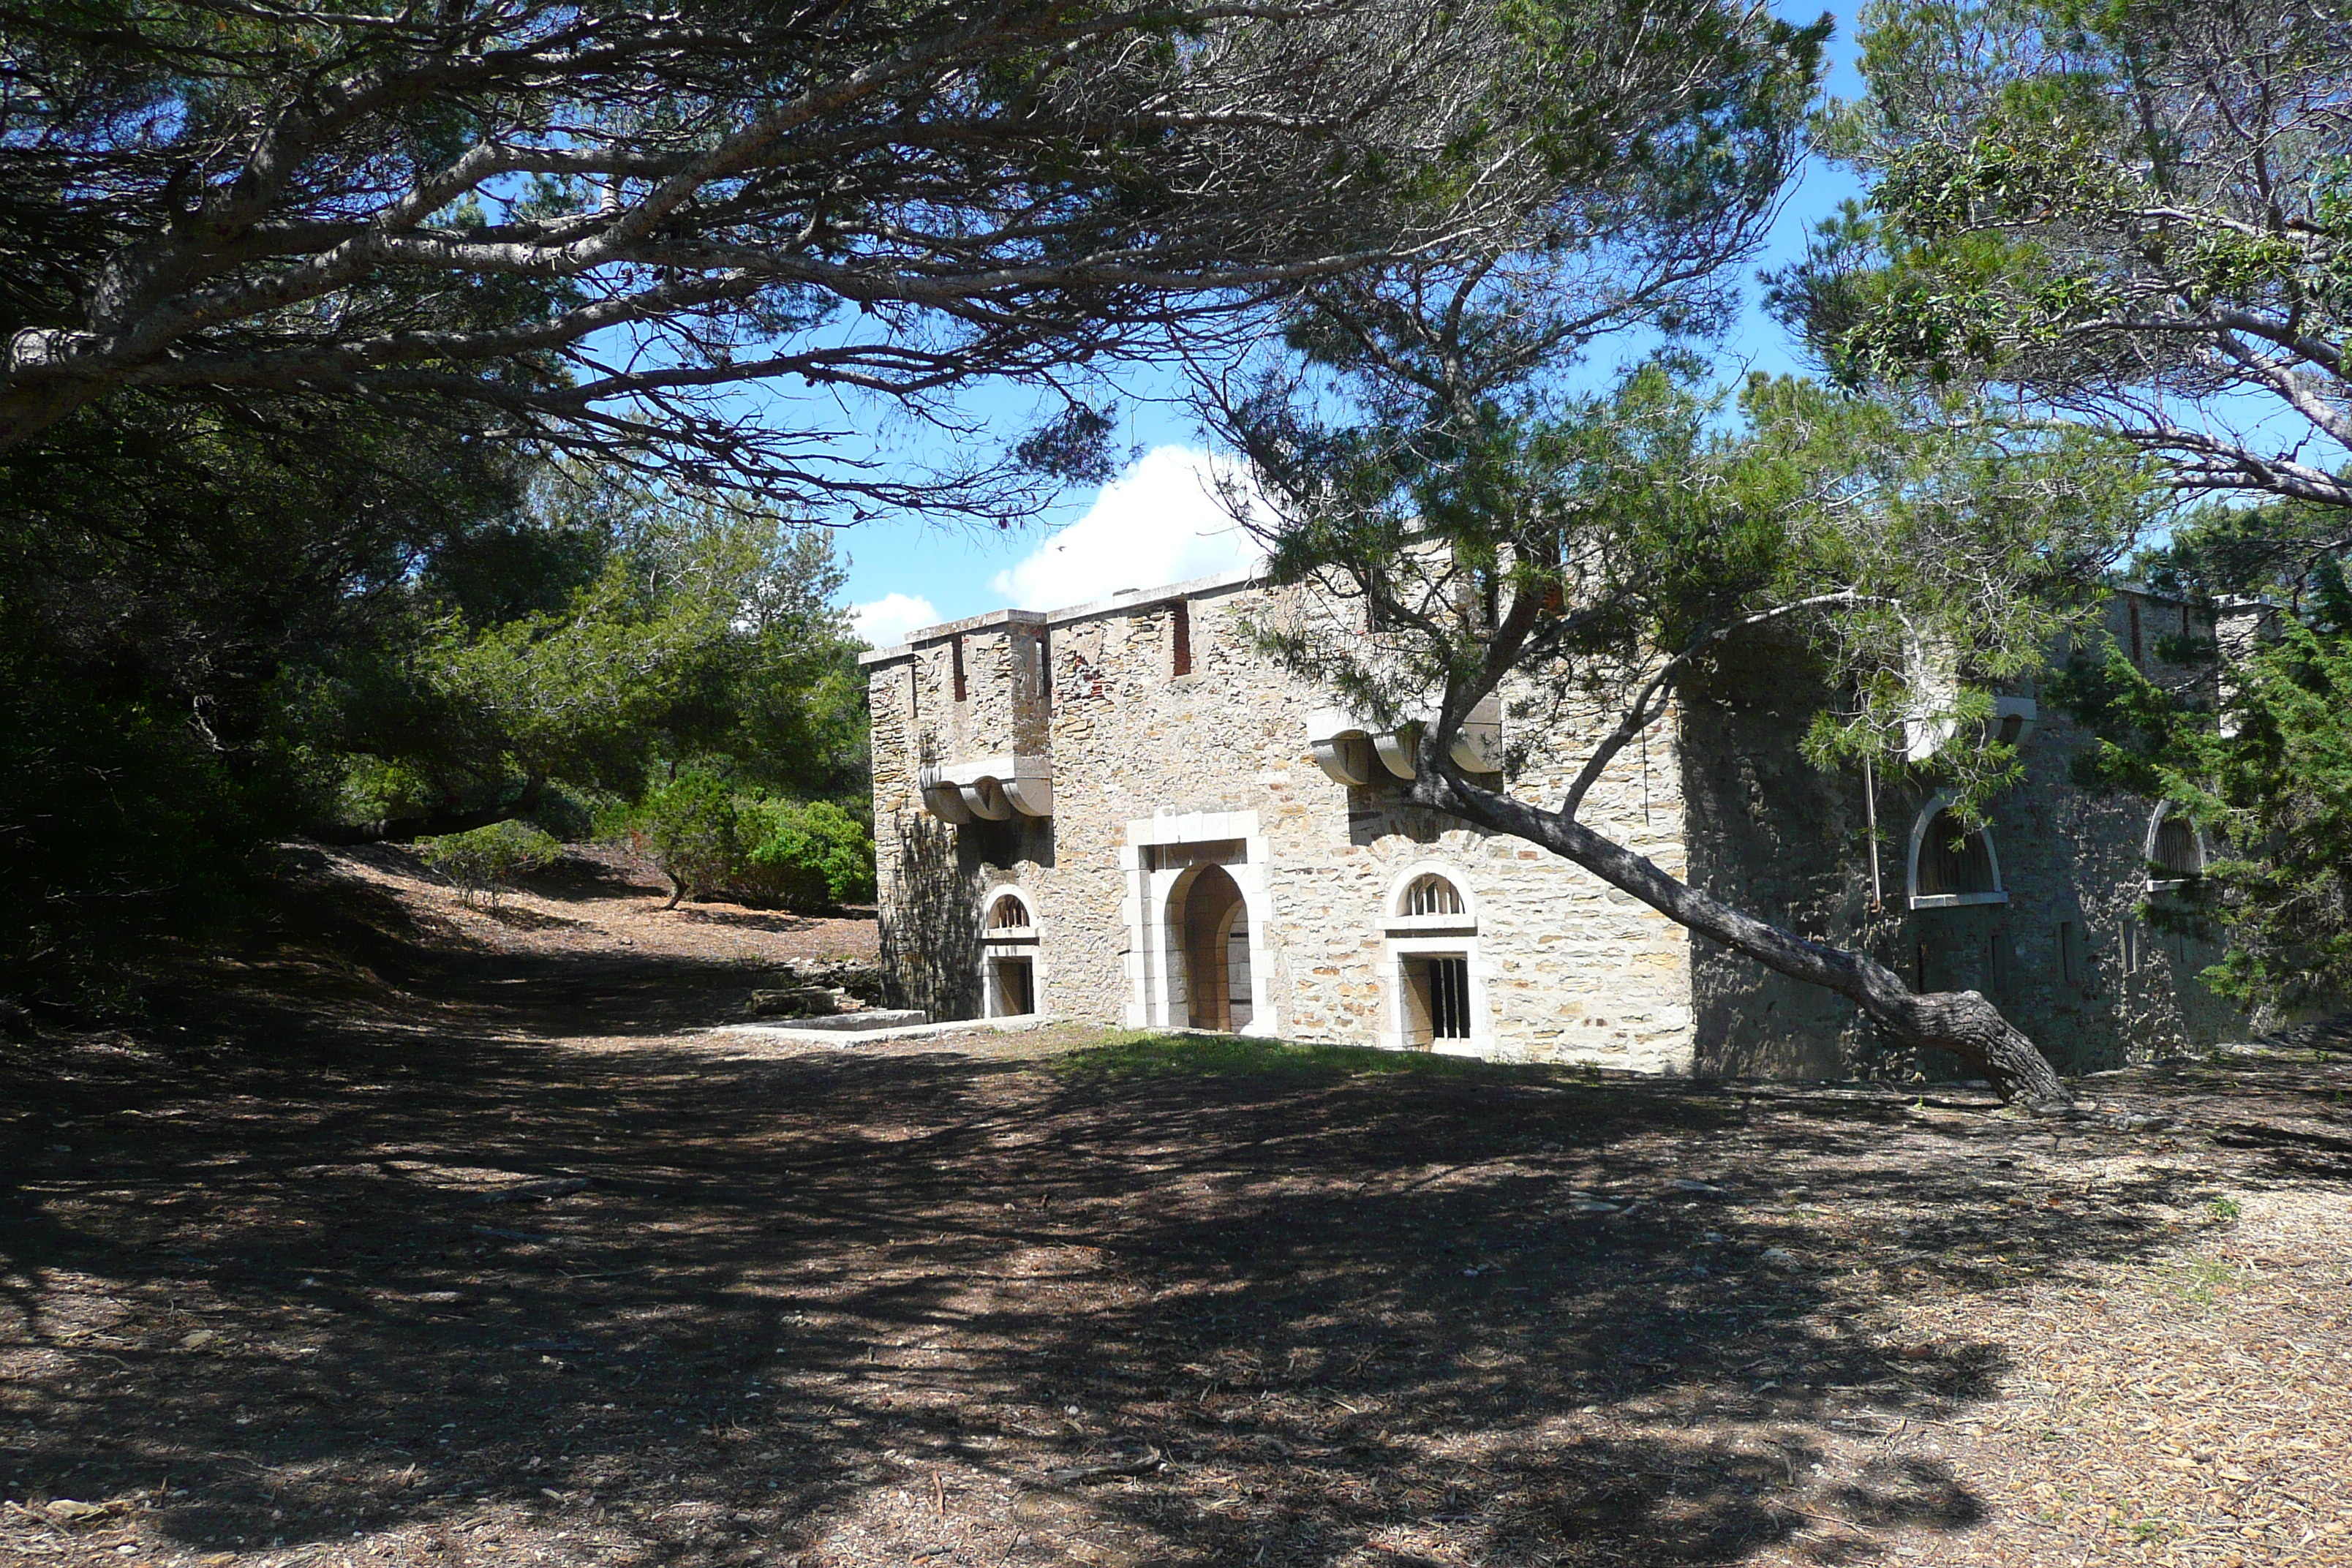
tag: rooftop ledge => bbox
[858,566,1264,665]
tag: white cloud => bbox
[850,591,941,647]
[990,445,1267,611]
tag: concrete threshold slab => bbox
[706,1014,1054,1046]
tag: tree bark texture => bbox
[1428,770,2072,1107]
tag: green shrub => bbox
[523,782,600,843]
[739,797,876,908]
[611,780,870,913]
[418,820,562,908]
[334,758,440,826]
[626,774,742,908]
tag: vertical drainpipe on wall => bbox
[1640,725,1650,826]
[1863,754,1883,912]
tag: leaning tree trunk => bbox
[1431,773,2072,1108]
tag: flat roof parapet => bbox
[857,565,1265,664]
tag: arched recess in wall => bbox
[1379,862,1488,1053]
[1118,813,1278,1036]
[1164,862,1256,1032]
[1906,793,2007,909]
[2143,803,2209,891]
[979,884,1041,1017]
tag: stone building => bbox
[861,568,2241,1077]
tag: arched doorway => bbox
[1177,864,1250,1031]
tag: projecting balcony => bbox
[1306,694,1501,786]
[920,754,1052,823]
[1904,693,2038,762]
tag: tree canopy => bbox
[1215,244,2146,1100]
[0,0,1861,1014]
[320,467,867,843]
[1,0,1650,513]
[2055,500,2352,1014]
[1768,0,2352,544]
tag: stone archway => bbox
[1178,863,1246,1031]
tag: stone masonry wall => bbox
[866,573,1698,1070]
[1681,592,2242,1079]
[872,575,2245,1079]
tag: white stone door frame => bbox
[1120,810,1279,1034]
[978,881,1042,1017]
[1374,859,1494,1057]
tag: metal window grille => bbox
[989,895,1030,930]
[1426,957,1470,1039]
[1403,874,1464,916]
[1915,813,1994,896]
[2154,815,2200,877]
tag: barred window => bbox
[1402,873,1466,917]
[988,894,1031,930]
[1422,957,1471,1039]
[2152,814,2201,878]
[1915,812,1996,897]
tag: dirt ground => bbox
[3,848,2349,1568]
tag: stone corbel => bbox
[1373,725,1420,781]
[919,755,1053,822]
[1308,729,1376,786]
[920,772,976,824]
[1306,695,1500,787]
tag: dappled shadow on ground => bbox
[7,986,2340,1568]
[671,905,832,935]
[480,902,592,931]
[513,852,664,903]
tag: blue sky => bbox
[837,6,1869,644]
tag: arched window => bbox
[981,888,1039,1019]
[1382,867,1482,1051]
[2153,816,2199,875]
[1401,872,1465,918]
[1915,812,1996,896]
[2146,806,2206,889]
[1907,796,2005,908]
